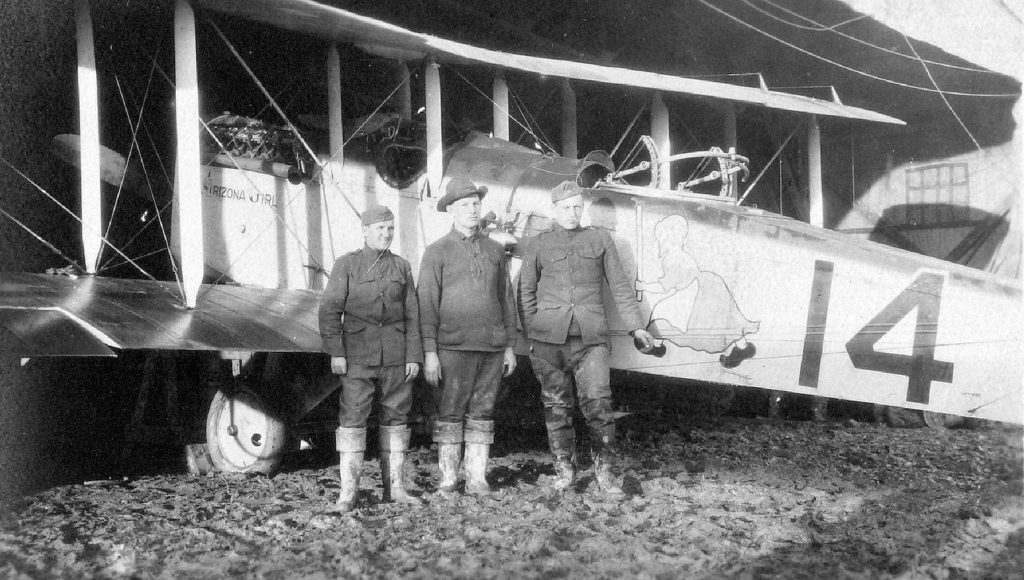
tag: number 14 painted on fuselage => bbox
[799,260,954,404]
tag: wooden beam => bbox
[174,0,203,308]
[722,104,737,151]
[492,75,509,141]
[807,115,824,227]
[651,91,670,189]
[424,59,443,196]
[326,45,345,174]
[561,79,577,159]
[76,0,101,273]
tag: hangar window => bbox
[904,163,970,226]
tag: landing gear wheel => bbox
[205,388,292,474]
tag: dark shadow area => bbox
[871,203,1009,269]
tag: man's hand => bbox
[424,351,442,386]
[331,356,348,375]
[502,346,517,377]
[405,362,421,383]
[632,329,656,353]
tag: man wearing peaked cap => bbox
[435,176,488,212]
[418,177,516,496]
[550,180,583,203]
[319,204,423,512]
[518,180,656,497]
[360,204,393,225]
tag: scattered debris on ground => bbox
[1,390,1021,579]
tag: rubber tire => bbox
[205,388,291,475]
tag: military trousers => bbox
[529,337,617,457]
[434,349,504,423]
[338,364,412,428]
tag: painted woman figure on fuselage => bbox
[636,214,758,368]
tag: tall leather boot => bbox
[433,421,463,494]
[335,426,366,512]
[379,425,421,504]
[464,419,494,495]
[548,433,576,491]
[591,426,624,497]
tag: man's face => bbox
[448,194,482,230]
[363,220,395,250]
[552,194,584,230]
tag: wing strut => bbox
[492,75,510,141]
[425,59,443,196]
[807,115,824,227]
[651,92,671,189]
[76,0,102,273]
[174,0,204,308]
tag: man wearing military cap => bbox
[418,177,517,495]
[518,180,656,496]
[319,204,423,512]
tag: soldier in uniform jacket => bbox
[418,177,517,495]
[319,205,423,512]
[518,181,655,496]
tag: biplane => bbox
[0,0,1019,474]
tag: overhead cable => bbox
[746,0,997,74]
[695,0,1020,97]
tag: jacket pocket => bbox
[384,271,406,302]
[578,244,603,259]
[342,318,367,335]
[438,323,464,345]
[490,325,508,347]
[543,249,568,267]
[528,302,561,335]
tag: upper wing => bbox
[0,272,322,357]
[196,0,903,125]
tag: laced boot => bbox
[434,421,463,494]
[464,419,495,495]
[380,425,421,504]
[335,426,366,512]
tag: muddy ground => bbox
[0,364,1022,579]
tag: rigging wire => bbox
[509,82,559,154]
[745,0,997,73]
[205,18,362,219]
[610,103,648,160]
[195,74,414,295]
[103,71,185,297]
[0,155,165,286]
[100,247,167,273]
[449,67,556,154]
[695,0,1020,97]
[903,34,983,151]
[97,201,175,275]
[0,204,83,272]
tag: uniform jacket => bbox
[318,246,423,366]
[518,224,644,345]
[418,228,517,353]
